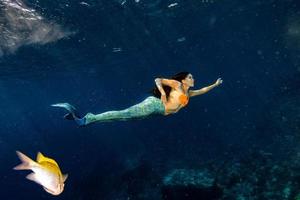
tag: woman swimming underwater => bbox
[52,72,223,126]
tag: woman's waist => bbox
[163,103,183,115]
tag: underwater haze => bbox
[1,0,300,199]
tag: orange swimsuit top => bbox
[179,94,189,107]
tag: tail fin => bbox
[75,117,86,126]
[51,103,76,113]
[64,113,75,120]
[52,102,82,121]
[14,151,36,170]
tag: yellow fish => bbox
[14,151,68,196]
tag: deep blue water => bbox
[0,0,300,199]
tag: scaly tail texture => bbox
[14,151,37,170]
[83,96,165,124]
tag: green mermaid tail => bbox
[52,96,165,126]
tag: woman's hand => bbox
[215,78,223,86]
[161,94,167,104]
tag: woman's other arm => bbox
[189,78,223,97]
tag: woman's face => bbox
[183,73,194,87]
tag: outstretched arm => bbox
[189,78,223,97]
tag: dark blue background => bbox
[0,0,299,199]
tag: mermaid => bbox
[52,72,223,126]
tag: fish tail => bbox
[14,151,37,170]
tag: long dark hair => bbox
[152,71,190,98]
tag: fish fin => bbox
[14,151,36,170]
[36,152,59,167]
[43,187,53,194]
[62,174,68,182]
[43,187,60,196]
[36,152,45,163]
[26,173,42,185]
